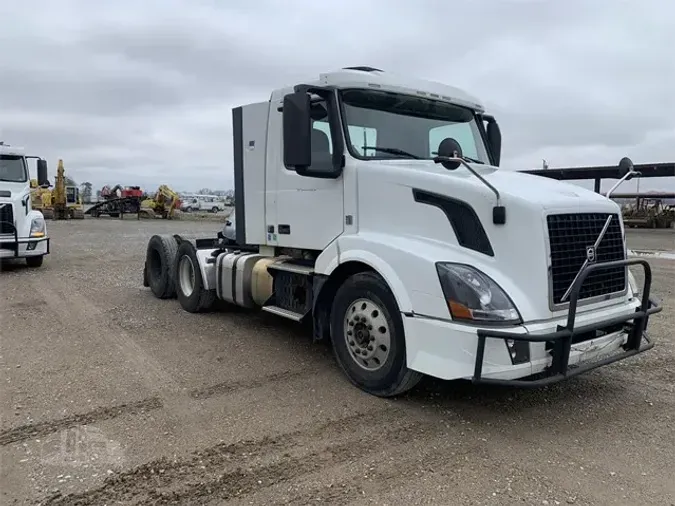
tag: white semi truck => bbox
[0,142,50,267]
[142,67,662,396]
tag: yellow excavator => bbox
[140,185,182,219]
[30,159,84,220]
[30,180,54,219]
[65,185,85,219]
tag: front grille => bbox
[0,203,14,234]
[547,213,626,305]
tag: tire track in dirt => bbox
[37,285,181,392]
[150,423,426,505]
[0,397,162,446]
[189,369,318,400]
[39,405,423,505]
[269,440,485,505]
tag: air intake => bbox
[342,66,383,73]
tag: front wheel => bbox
[26,255,44,268]
[330,271,423,397]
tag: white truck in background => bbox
[180,194,227,213]
[142,67,662,397]
[0,142,50,267]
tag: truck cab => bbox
[0,142,50,267]
[143,67,662,397]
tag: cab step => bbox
[261,305,305,321]
[267,262,314,275]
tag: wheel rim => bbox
[343,298,391,371]
[178,255,196,297]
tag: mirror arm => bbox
[606,168,641,199]
[433,156,501,204]
[278,89,330,112]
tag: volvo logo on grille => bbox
[559,215,613,302]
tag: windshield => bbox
[0,154,29,183]
[335,89,490,164]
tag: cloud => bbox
[1,0,673,192]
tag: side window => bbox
[313,122,377,157]
[312,118,333,154]
[347,126,377,156]
[429,122,479,159]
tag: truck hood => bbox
[357,160,626,321]
[0,181,30,200]
[374,160,619,213]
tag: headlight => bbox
[30,216,46,237]
[436,263,521,324]
[628,269,640,298]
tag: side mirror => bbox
[606,156,640,198]
[37,159,49,186]
[282,91,312,169]
[435,138,463,170]
[618,156,635,178]
[486,120,502,167]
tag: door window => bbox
[312,120,377,158]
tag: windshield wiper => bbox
[362,146,421,159]
[431,151,484,165]
[461,155,485,165]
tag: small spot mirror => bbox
[434,138,463,170]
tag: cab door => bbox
[266,96,344,250]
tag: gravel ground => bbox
[1,219,673,506]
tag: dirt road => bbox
[1,219,673,505]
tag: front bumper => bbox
[0,222,50,259]
[472,258,662,387]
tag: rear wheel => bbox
[175,241,216,313]
[330,271,423,397]
[26,255,44,268]
[211,206,219,213]
[144,235,178,299]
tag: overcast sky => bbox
[1,0,673,193]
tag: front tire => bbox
[330,271,423,397]
[175,241,216,313]
[26,255,44,268]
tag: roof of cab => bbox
[0,143,25,156]
[269,66,485,112]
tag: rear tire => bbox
[175,241,216,313]
[330,271,423,397]
[145,235,178,299]
[26,255,44,268]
